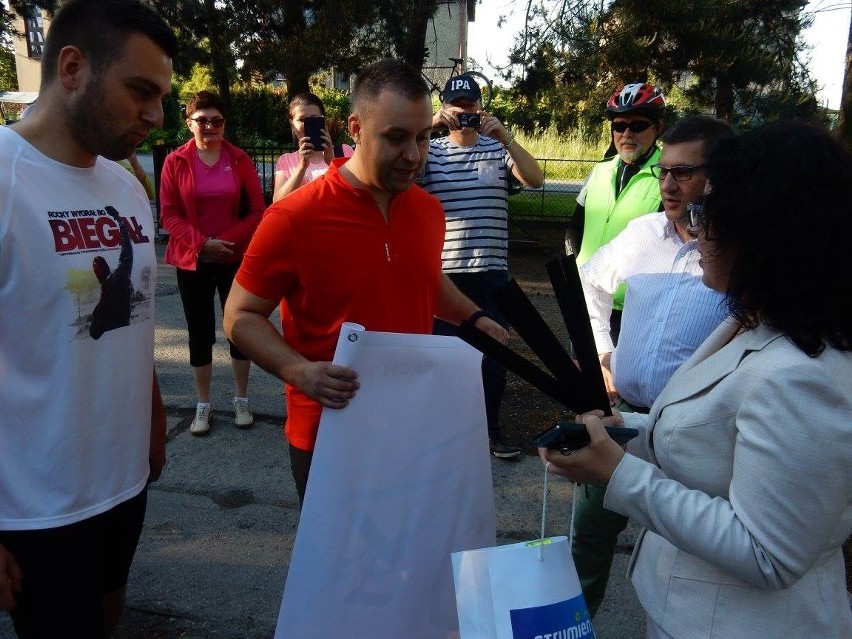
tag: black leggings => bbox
[176,261,247,367]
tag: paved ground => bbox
[0,174,645,638]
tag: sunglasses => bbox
[189,116,225,128]
[611,120,654,134]
[687,201,706,229]
[650,164,705,182]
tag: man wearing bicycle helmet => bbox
[422,74,544,460]
[566,82,665,340]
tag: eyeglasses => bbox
[687,201,706,229]
[650,164,705,182]
[189,116,225,128]
[611,120,654,134]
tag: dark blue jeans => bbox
[433,270,510,440]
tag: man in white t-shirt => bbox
[0,1,176,636]
[421,74,544,459]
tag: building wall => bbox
[12,10,48,92]
[423,0,467,75]
[423,0,473,90]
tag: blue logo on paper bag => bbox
[509,595,596,639]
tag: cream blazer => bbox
[605,319,852,638]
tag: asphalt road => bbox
[0,170,645,638]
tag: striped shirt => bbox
[420,135,512,273]
[580,213,727,407]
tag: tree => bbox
[839,9,852,148]
[150,0,441,104]
[505,0,817,132]
[0,48,16,91]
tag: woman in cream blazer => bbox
[544,121,852,639]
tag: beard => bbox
[618,144,646,164]
[66,76,140,161]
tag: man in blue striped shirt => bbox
[422,74,543,459]
[572,116,734,616]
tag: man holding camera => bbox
[422,74,543,459]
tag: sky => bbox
[467,0,851,110]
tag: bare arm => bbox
[223,280,359,408]
[272,140,316,202]
[149,369,167,482]
[434,274,509,344]
[598,351,619,405]
[0,544,23,612]
[478,114,544,188]
[126,152,155,199]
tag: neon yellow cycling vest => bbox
[577,147,662,310]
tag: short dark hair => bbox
[660,116,734,152]
[41,0,177,86]
[703,120,852,355]
[289,92,326,118]
[351,59,429,113]
[185,90,225,118]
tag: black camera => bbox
[457,112,481,129]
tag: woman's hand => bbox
[321,128,334,165]
[200,238,235,262]
[539,410,626,485]
[296,136,316,168]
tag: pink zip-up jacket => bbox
[159,139,265,270]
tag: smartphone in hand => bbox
[303,116,325,151]
[534,421,639,452]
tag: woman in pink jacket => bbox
[160,90,265,436]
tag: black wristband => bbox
[467,309,490,324]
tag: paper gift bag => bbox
[452,535,596,639]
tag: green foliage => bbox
[311,84,353,145]
[228,85,289,145]
[139,79,355,150]
[509,191,577,222]
[178,64,216,98]
[150,0,441,103]
[0,48,17,91]
[505,0,820,132]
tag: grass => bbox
[516,129,608,180]
[509,191,577,222]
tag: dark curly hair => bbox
[702,121,852,356]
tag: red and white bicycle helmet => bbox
[606,83,666,120]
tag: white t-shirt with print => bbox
[0,126,157,530]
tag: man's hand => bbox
[291,361,360,409]
[477,111,509,144]
[473,315,509,345]
[432,106,463,131]
[599,352,619,405]
[0,544,23,612]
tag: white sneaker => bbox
[190,403,211,436]
[233,398,253,428]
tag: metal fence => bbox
[152,145,596,231]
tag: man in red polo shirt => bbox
[224,59,507,505]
